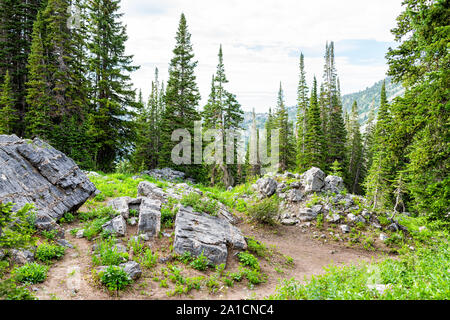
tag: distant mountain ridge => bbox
[242,77,404,131]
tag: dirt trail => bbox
[33,219,386,300]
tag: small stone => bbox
[418,226,427,232]
[340,225,350,233]
[326,214,340,223]
[281,218,298,226]
[379,233,388,241]
[76,229,84,238]
[56,239,74,249]
[119,261,142,280]
[387,223,399,232]
[128,217,138,226]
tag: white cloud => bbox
[121,0,404,112]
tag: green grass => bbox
[268,221,450,300]
[92,238,129,266]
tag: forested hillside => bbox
[242,77,404,131]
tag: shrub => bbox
[181,193,219,216]
[13,263,48,284]
[58,212,75,224]
[0,279,35,300]
[99,265,132,292]
[190,251,210,271]
[128,237,145,255]
[0,202,36,248]
[247,197,279,225]
[246,236,271,259]
[237,252,260,271]
[35,243,66,262]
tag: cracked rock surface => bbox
[0,135,97,230]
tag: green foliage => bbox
[0,202,36,249]
[139,249,158,269]
[247,197,279,225]
[161,197,179,228]
[0,70,18,134]
[35,243,66,263]
[128,237,145,255]
[239,267,267,287]
[181,193,218,216]
[0,279,36,300]
[99,265,132,293]
[189,251,210,271]
[246,237,271,259]
[58,213,75,224]
[237,252,260,271]
[92,238,129,266]
[41,230,58,241]
[13,263,48,284]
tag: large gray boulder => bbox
[173,205,246,266]
[256,177,278,198]
[138,198,161,237]
[0,135,97,230]
[303,167,326,192]
[324,175,345,193]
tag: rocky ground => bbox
[1,135,405,300]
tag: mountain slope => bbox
[242,77,404,131]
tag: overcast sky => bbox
[121,0,404,113]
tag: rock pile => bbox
[97,180,246,266]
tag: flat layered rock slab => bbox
[0,135,97,228]
[173,205,247,266]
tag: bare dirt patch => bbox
[32,216,389,300]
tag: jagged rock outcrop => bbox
[0,135,97,231]
[173,205,247,265]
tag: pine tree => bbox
[346,101,364,194]
[364,81,393,209]
[25,11,53,141]
[296,53,309,172]
[362,102,376,187]
[160,13,201,178]
[385,0,449,220]
[0,0,43,135]
[0,71,17,134]
[303,77,325,170]
[87,0,139,171]
[201,45,243,186]
[273,82,293,172]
